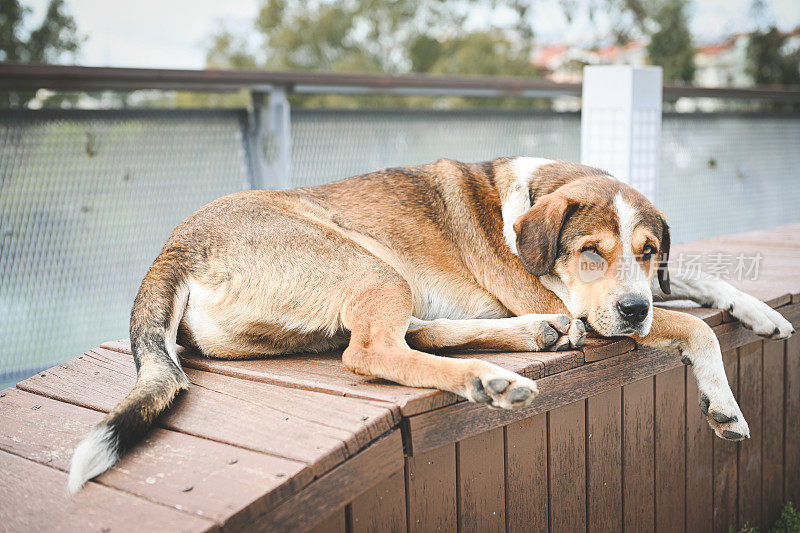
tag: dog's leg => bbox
[341,281,539,409]
[651,272,794,340]
[634,307,750,441]
[405,314,586,352]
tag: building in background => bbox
[533,25,800,89]
[533,40,648,83]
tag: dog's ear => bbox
[657,216,671,294]
[513,193,576,276]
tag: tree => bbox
[196,0,541,107]
[0,0,82,106]
[746,27,800,86]
[578,0,696,82]
[647,0,695,82]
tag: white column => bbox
[247,86,292,190]
[266,86,292,189]
[580,65,662,202]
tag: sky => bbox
[22,0,800,69]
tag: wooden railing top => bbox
[2,222,799,531]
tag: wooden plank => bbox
[457,427,506,532]
[350,468,406,533]
[712,225,800,248]
[17,348,396,477]
[405,443,457,533]
[654,366,686,533]
[104,335,629,375]
[761,340,785,526]
[244,430,404,533]
[622,377,655,533]
[713,350,739,533]
[406,303,797,455]
[0,450,215,532]
[505,414,549,533]
[786,333,800,505]
[528,349,584,374]
[407,345,682,454]
[0,388,309,528]
[308,507,346,533]
[583,337,637,363]
[658,305,724,327]
[100,339,549,417]
[685,365,713,532]
[714,322,764,354]
[548,400,587,533]
[586,388,622,533]
[738,341,764,530]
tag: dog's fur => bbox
[68,157,795,492]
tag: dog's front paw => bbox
[516,314,586,351]
[467,363,538,410]
[728,292,794,340]
[698,391,750,441]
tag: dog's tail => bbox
[68,251,191,494]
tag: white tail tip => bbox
[67,425,118,494]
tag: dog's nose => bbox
[617,295,650,324]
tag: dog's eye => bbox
[581,246,603,261]
[642,245,656,260]
[581,246,600,257]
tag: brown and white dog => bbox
[68,157,794,492]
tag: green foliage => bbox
[728,501,800,533]
[575,0,696,82]
[746,27,800,86]
[771,501,800,533]
[0,0,82,107]
[189,0,541,108]
[647,0,695,82]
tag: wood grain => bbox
[654,366,686,533]
[17,347,396,477]
[738,341,764,530]
[407,345,681,454]
[0,388,309,528]
[505,414,549,533]
[586,387,622,533]
[307,508,346,533]
[457,427,506,532]
[350,467,407,533]
[785,333,800,505]
[623,377,655,533]
[685,365,713,532]
[761,339,785,526]
[405,443,457,533]
[244,430,404,533]
[548,400,587,533]
[582,337,637,363]
[0,449,215,532]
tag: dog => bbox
[68,157,794,492]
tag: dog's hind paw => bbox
[467,363,538,410]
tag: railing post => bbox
[247,86,292,190]
[580,65,663,202]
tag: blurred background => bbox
[1,0,799,387]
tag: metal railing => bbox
[3,62,800,100]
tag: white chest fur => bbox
[415,287,508,321]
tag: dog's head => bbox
[513,175,670,337]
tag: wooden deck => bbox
[2,223,800,532]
